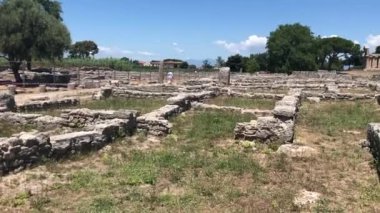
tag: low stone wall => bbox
[225,91,284,100]
[235,90,301,144]
[0,132,51,175]
[0,108,139,174]
[113,88,176,98]
[17,98,79,112]
[302,91,375,100]
[192,102,273,117]
[137,91,217,136]
[367,123,380,174]
[61,108,139,130]
[0,93,16,112]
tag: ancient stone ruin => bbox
[1,69,380,178]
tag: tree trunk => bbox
[10,61,23,83]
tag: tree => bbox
[179,61,189,69]
[316,36,359,70]
[226,54,244,72]
[243,56,260,73]
[215,56,225,68]
[0,0,71,82]
[202,60,213,69]
[251,53,268,71]
[376,46,380,54]
[69,40,99,58]
[120,57,130,62]
[267,23,317,73]
[35,0,62,20]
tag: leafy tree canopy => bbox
[0,0,71,82]
[69,40,99,58]
[267,23,318,73]
[226,54,244,72]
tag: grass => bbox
[205,96,276,110]
[40,97,167,116]
[298,101,380,136]
[0,122,36,137]
[1,103,380,212]
[80,97,167,114]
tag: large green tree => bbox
[0,0,71,82]
[243,56,260,73]
[69,40,99,58]
[316,36,360,70]
[267,23,318,73]
[226,54,244,72]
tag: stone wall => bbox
[17,98,79,112]
[0,93,16,112]
[137,91,217,136]
[367,123,380,174]
[0,108,139,174]
[234,90,301,144]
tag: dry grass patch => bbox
[205,96,276,110]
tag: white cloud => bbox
[354,40,360,45]
[365,34,380,52]
[321,34,339,39]
[172,42,178,46]
[215,35,267,54]
[98,46,112,53]
[138,51,155,56]
[98,46,133,57]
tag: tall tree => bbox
[69,40,99,58]
[226,54,244,72]
[316,36,359,70]
[267,23,317,73]
[0,0,71,82]
[215,56,225,68]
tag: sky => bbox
[61,0,380,62]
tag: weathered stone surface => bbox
[0,93,16,112]
[137,105,179,136]
[293,190,321,208]
[273,105,297,120]
[277,144,318,158]
[18,98,79,112]
[219,67,231,85]
[61,108,139,128]
[0,132,51,174]
[307,97,321,103]
[235,117,294,143]
[367,123,380,173]
[192,102,272,116]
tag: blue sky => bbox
[61,0,380,62]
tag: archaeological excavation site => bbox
[0,69,379,212]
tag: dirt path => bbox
[14,88,100,105]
